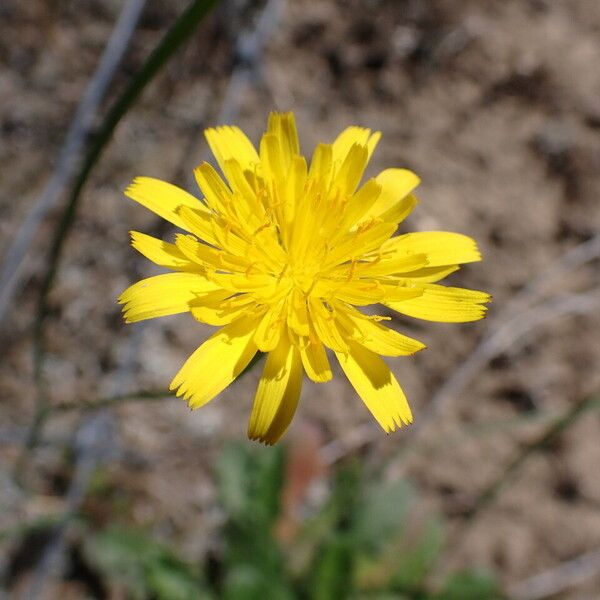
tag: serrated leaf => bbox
[310,535,354,600]
[354,480,413,552]
[391,518,444,590]
[435,571,502,600]
[83,528,209,600]
[148,563,210,600]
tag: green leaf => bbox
[83,527,209,600]
[217,443,285,527]
[354,480,413,552]
[253,443,286,526]
[84,529,149,598]
[310,535,354,600]
[352,594,412,600]
[148,562,210,600]
[306,465,362,599]
[391,518,444,591]
[217,444,253,520]
[216,443,289,598]
[223,564,294,600]
[435,571,502,600]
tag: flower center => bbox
[286,256,321,294]
[291,271,313,294]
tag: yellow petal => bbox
[210,221,251,256]
[118,273,220,323]
[254,304,285,352]
[336,342,412,432]
[170,316,259,409]
[209,272,277,296]
[347,252,429,277]
[287,288,310,337]
[379,283,424,303]
[267,111,300,170]
[287,183,324,262]
[324,221,397,268]
[193,162,233,213]
[300,337,332,382]
[177,206,219,247]
[386,284,491,322]
[248,333,303,445]
[335,304,426,356]
[190,290,253,326]
[360,169,420,224]
[308,143,333,182]
[283,155,308,229]
[204,125,260,176]
[381,232,481,267]
[125,177,209,230]
[317,279,386,305]
[332,126,379,164]
[403,265,460,283]
[329,179,382,243]
[130,231,197,271]
[259,132,286,186]
[175,233,249,272]
[222,158,265,227]
[308,298,349,352]
[333,143,369,196]
[177,206,248,255]
[366,131,381,160]
[223,158,260,201]
[315,275,423,305]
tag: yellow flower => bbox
[119,112,490,444]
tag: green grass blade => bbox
[34,0,220,360]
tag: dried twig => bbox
[23,413,115,600]
[114,0,286,404]
[435,393,600,573]
[462,393,600,522]
[321,237,600,464]
[408,233,600,446]
[183,0,286,189]
[415,290,600,436]
[507,548,600,600]
[14,3,287,597]
[497,234,600,319]
[0,0,148,325]
[337,236,600,464]
[323,290,600,466]
[13,0,221,487]
[7,1,220,594]
[10,0,148,486]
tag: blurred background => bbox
[1,0,600,598]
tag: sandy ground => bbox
[1,0,600,597]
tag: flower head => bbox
[119,112,490,444]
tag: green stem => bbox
[25,0,220,482]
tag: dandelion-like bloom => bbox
[119,112,490,444]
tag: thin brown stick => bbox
[416,291,600,436]
[0,0,147,325]
[461,393,600,522]
[409,235,600,444]
[507,548,600,600]
[322,289,600,466]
